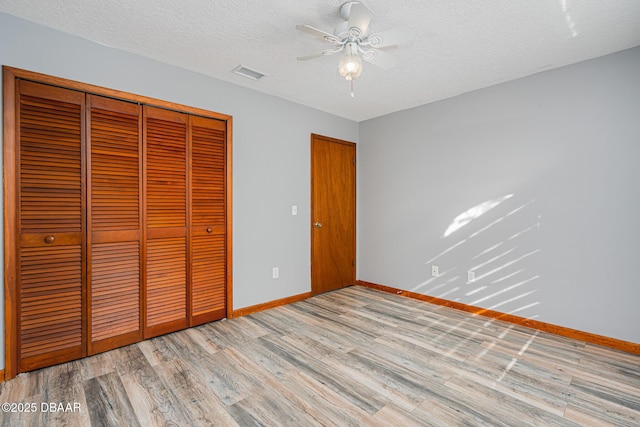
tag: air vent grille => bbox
[232,65,266,81]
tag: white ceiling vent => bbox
[232,65,266,81]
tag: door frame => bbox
[2,66,233,380]
[310,133,356,295]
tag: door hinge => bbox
[352,259,355,267]
[352,157,356,165]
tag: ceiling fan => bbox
[296,1,413,98]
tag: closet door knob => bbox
[44,236,55,244]
[314,222,323,228]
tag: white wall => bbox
[0,13,358,369]
[359,47,640,343]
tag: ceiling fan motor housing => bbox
[340,2,361,21]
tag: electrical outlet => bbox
[272,267,279,279]
[431,265,439,277]
[468,271,475,283]
[291,205,298,216]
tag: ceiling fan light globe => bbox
[338,44,363,80]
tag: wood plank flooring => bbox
[1,285,639,426]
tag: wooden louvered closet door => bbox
[144,106,189,338]
[16,81,86,372]
[5,67,231,378]
[190,116,227,325]
[87,95,143,354]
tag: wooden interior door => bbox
[144,106,189,338]
[189,116,227,325]
[87,95,143,354]
[15,80,86,372]
[310,134,356,295]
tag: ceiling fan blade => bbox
[297,46,344,61]
[361,49,397,70]
[348,3,374,37]
[297,52,326,61]
[367,27,414,48]
[296,24,341,44]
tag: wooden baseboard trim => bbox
[356,280,640,356]
[230,292,312,318]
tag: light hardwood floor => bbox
[1,286,639,426]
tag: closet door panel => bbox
[16,80,86,372]
[190,116,227,325]
[144,106,189,337]
[87,95,142,354]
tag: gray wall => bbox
[0,13,358,369]
[359,47,640,343]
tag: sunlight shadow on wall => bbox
[443,194,513,238]
[474,249,540,282]
[424,199,537,267]
[470,275,540,306]
[468,200,537,240]
[466,285,487,296]
[425,239,468,265]
[413,193,543,364]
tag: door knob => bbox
[206,228,212,233]
[44,236,55,243]
[314,222,323,228]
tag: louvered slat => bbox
[17,80,85,372]
[190,117,226,324]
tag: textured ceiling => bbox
[1,0,639,121]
